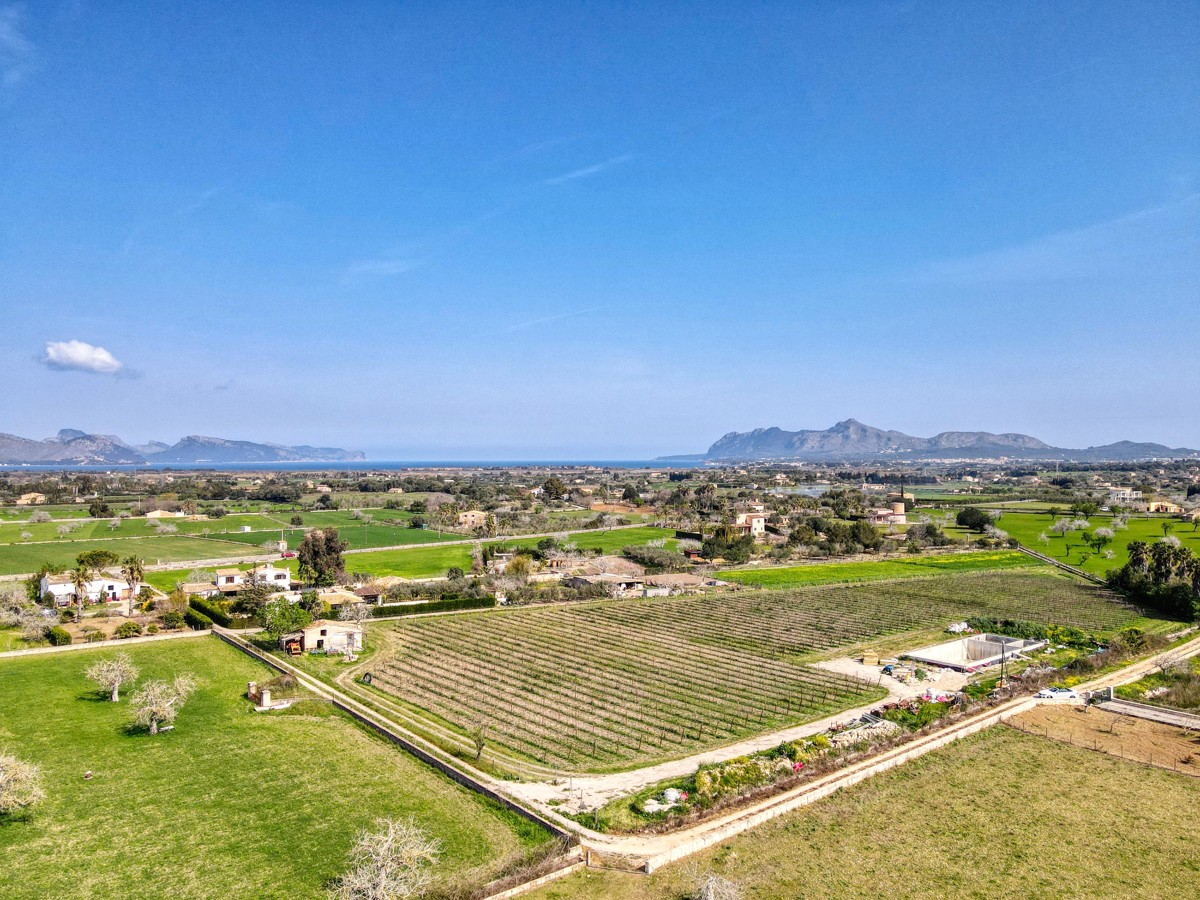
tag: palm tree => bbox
[121,556,144,611]
[1127,541,1149,573]
[71,566,92,624]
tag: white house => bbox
[39,573,131,607]
[1109,488,1143,504]
[145,509,186,519]
[733,512,768,539]
[279,619,363,655]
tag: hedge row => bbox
[188,597,232,627]
[184,607,214,630]
[372,596,496,618]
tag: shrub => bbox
[115,621,143,639]
[146,624,159,634]
[188,597,232,627]
[184,608,213,630]
[372,596,496,618]
[161,611,186,629]
[46,626,72,646]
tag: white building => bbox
[733,512,768,539]
[39,573,131,607]
[1109,488,1143,504]
[279,620,363,655]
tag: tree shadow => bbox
[0,810,37,828]
[75,690,113,704]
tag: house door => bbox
[316,639,324,649]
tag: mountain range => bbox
[0,429,366,465]
[679,419,1198,463]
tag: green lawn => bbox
[527,727,1200,899]
[723,550,1040,588]
[0,637,549,899]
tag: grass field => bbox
[0,536,257,576]
[723,550,1040,588]
[931,511,1200,576]
[526,726,1200,899]
[0,637,549,899]
[367,570,1151,771]
[340,526,677,581]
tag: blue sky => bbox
[1,2,1197,458]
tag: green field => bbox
[527,727,1200,899]
[723,550,1040,588]
[340,525,677,581]
[0,637,549,899]
[940,511,1200,576]
[366,569,1151,771]
[0,536,257,576]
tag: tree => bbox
[71,566,92,623]
[542,476,566,500]
[298,527,348,587]
[339,602,373,630]
[262,596,313,639]
[331,817,441,900]
[0,753,45,816]
[290,515,304,527]
[120,556,144,602]
[469,719,488,761]
[130,674,197,734]
[76,549,119,570]
[85,653,140,702]
[955,507,992,532]
[446,566,465,580]
[88,500,111,518]
[693,872,744,900]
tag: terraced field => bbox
[371,570,1149,771]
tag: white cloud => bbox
[342,258,424,281]
[40,340,126,375]
[0,5,37,89]
[544,153,634,185]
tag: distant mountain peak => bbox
[699,421,1197,462]
[0,430,365,465]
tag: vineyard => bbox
[370,570,1150,770]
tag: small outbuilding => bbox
[279,619,363,656]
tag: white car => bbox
[1036,687,1080,700]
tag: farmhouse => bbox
[733,511,768,539]
[870,502,908,526]
[39,573,131,606]
[457,510,489,529]
[16,492,46,505]
[279,619,363,655]
[145,509,186,519]
[565,573,646,597]
[1146,500,1184,514]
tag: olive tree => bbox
[0,753,45,815]
[85,653,140,702]
[330,817,441,900]
[130,674,197,734]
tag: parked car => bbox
[281,551,297,558]
[1036,687,1080,700]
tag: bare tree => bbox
[130,674,197,734]
[86,653,140,702]
[330,817,441,900]
[339,602,373,630]
[694,872,744,900]
[18,610,50,643]
[0,753,45,815]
